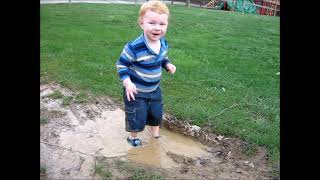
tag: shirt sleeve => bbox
[161,38,171,69]
[116,43,135,81]
[161,56,170,69]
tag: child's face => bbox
[139,10,168,43]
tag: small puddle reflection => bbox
[127,126,210,168]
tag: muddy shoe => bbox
[127,137,142,147]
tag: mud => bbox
[40,82,276,179]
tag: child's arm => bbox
[123,78,137,101]
[165,63,176,74]
[162,57,176,74]
[116,44,138,101]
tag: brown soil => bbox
[40,82,278,180]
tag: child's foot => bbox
[127,137,141,147]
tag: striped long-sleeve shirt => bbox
[116,34,170,93]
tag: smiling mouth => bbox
[152,33,160,36]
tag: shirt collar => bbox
[141,33,166,55]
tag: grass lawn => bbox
[40,3,279,163]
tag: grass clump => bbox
[95,163,113,180]
[40,117,49,124]
[47,91,64,99]
[62,96,73,106]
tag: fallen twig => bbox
[210,103,239,119]
[41,141,97,157]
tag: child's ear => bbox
[138,19,143,29]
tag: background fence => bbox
[40,0,280,16]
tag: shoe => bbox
[127,137,141,147]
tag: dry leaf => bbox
[249,162,255,168]
[217,135,224,141]
[227,151,231,158]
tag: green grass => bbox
[47,91,64,99]
[41,4,279,163]
[116,160,165,180]
[95,158,164,180]
[40,164,47,180]
[40,165,46,174]
[62,96,73,106]
[40,117,49,124]
[95,163,113,180]
[131,169,165,180]
[74,91,89,103]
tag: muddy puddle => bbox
[40,82,275,179]
[127,127,214,168]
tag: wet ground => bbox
[40,82,276,179]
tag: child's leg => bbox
[130,132,138,139]
[147,87,163,138]
[151,125,160,137]
[124,95,147,146]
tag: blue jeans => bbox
[123,86,163,132]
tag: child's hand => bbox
[123,78,138,101]
[166,63,176,74]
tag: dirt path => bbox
[40,82,276,179]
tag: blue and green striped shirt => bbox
[116,34,170,92]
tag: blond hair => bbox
[139,0,170,21]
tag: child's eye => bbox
[160,23,167,26]
[149,22,155,24]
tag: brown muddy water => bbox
[127,127,212,168]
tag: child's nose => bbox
[154,24,161,30]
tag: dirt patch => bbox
[163,114,274,175]
[40,82,277,179]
